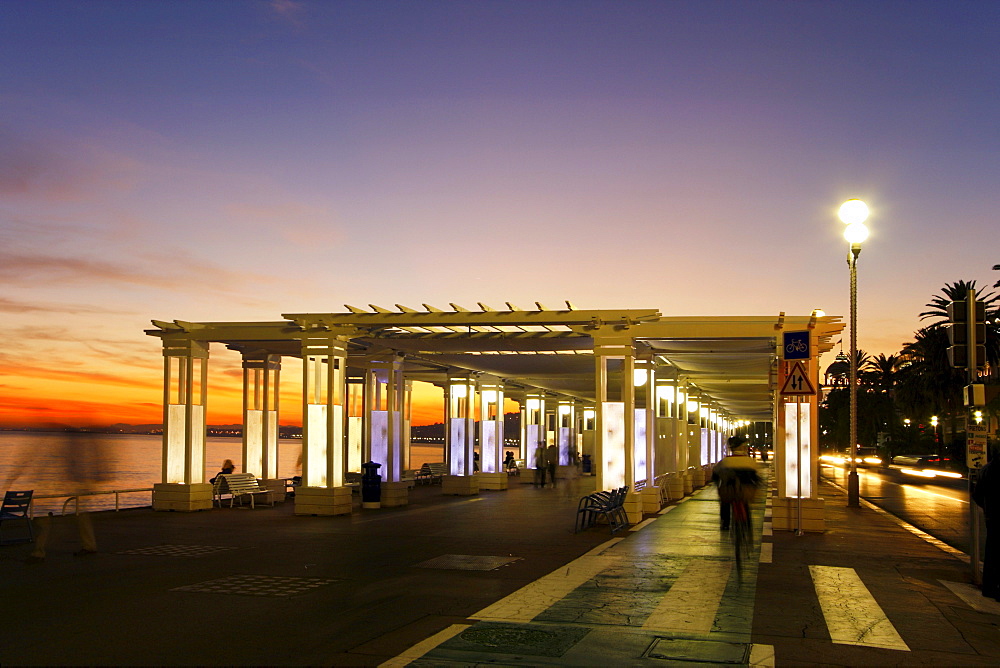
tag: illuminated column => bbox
[632,359,651,487]
[654,369,678,497]
[677,381,693,494]
[555,399,575,467]
[295,337,351,516]
[443,375,478,495]
[580,404,596,474]
[153,339,211,511]
[364,357,405,483]
[402,379,413,472]
[593,338,636,494]
[523,391,546,473]
[773,327,825,532]
[478,376,508,491]
[346,376,364,473]
[242,353,281,481]
[364,356,408,506]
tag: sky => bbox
[2,0,999,428]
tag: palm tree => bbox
[919,280,1000,321]
[862,354,901,455]
[920,279,1000,379]
[897,325,967,459]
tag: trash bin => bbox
[361,461,382,509]
[582,454,592,475]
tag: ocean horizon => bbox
[0,431,445,516]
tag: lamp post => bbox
[931,415,940,459]
[840,199,869,508]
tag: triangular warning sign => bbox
[780,361,815,395]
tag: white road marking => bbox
[378,623,470,667]
[630,517,657,531]
[583,537,624,557]
[809,565,909,651]
[658,505,675,515]
[749,643,776,667]
[759,542,773,563]
[939,580,1000,614]
[471,554,620,622]
[642,558,732,634]
[762,523,772,536]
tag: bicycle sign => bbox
[783,331,810,360]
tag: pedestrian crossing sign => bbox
[780,361,815,395]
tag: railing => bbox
[29,488,154,517]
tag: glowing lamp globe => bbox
[838,199,869,225]
[844,222,869,244]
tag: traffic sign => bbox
[968,423,988,469]
[780,361,815,395]
[783,331,810,360]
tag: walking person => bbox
[712,435,760,530]
[546,443,559,488]
[973,457,1000,600]
[533,443,547,487]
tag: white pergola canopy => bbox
[148,304,843,421]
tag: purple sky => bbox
[2,0,999,424]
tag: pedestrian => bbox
[973,458,1000,600]
[712,435,761,530]
[533,443,547,487]
[546,443,559,487]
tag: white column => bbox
[300,337,346,489]
[478,377,504,473]
[346,376,364,473]
[446,375,476,476]
[153,339,212,512]
[556,399,575,466]
[242,353,280,480]
[161,339,209,485]
[365,357,405,483]
[523,391,546,473]
[593,339,636,491]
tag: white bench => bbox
[213,473,275,509]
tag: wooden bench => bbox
[415,462,446,484]
[213,473,275,509]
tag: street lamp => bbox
[840,199,869,508]
[931,415,940,458]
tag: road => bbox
[820,460,982,556]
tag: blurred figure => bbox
[546,444,559,488]
[210,459,236,484]
[533,444,547,487]
[973,458,1000,600]
[712,435,761,530]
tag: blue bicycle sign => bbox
[783,331,810,360]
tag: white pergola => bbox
[146,303,843,528]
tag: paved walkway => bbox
[3,470,1000,666]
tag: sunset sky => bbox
[2,1,998,428]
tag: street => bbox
[820,460,983,556]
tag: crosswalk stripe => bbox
[809,565,909,651]
[378,623,470,667]
[762,522,772,536]
[642,558,731,634]
[759,542,773,563]
[471,554,620,622]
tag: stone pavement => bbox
[2,470,1000,666]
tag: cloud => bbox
[0,247,269,293]
[270,0,305,25]
[0,357,162,390]
[0,129,140,202]
[0,295,118,314]
[223,201,344,248]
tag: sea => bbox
[0,431,445,516]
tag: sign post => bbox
[780,357,815,535]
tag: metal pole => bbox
[847,246,860,507]
[796,395,803,535]
[967,288,982,585]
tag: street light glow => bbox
[839,199,869,225]
[844,221,870,244]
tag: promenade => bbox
[2,471,999,666]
